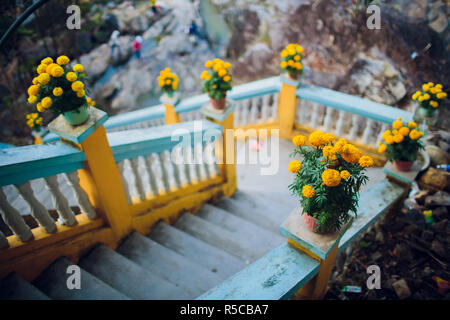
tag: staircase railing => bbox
[0,114,230,281]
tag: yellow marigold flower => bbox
[37,64,47,74]
[56,55,70,65]
[205,60,213,68]
[28,85,39,96]
[437,92,447,99]
[28,95,37,104]
[409,129,423,141]
[41,57,53,65]
[71,80,84,92]
[32,77,39,85]
[288,60,295,67]
[224,62,231,69]
[224,75,231,82]
[340,170,350,180]
[45,63,58,74]
[418,96,424,102]
[423,94,430,100]
[378,144,387,154]
[412,91,421,100]
[89,100,96,107]
[393,134,404,143]
[213,64,221,72]
[323,133,335,143]
[76,89,85,98]
[392,118,403,130]
[309,131,326,147]
[73,64,84,73]
[218,69,227,77]
[399,127,410,136]
[359,155,374,168]
[294,55,301,61]
[422,84,430,92]
[52,87,63,97]
[334,138,347,153]
[302,185,316,198]
[428,82,434,87]
[436,84,443,89]
[165,79,171,85]
[430,101,439,108]
[323,146,336,158]
[37,73,50,85]
[172,82,178,90]
[66,72,77,82]
[41,97,52,109]
[288,48,296,56]
[408,121,417,129]
[341,144,362,163]
[292,135,307,147]
[288,160,302,173]
[212,84,217,89]
[281,50,288,58]
[295,62,302,70]
[86,97,92,103]
[392,129,398,135]
[322,169,341,187]
[430,87,438,94]
[384,135,394,145]
[297,45,304,53]
[36,103,44,112]
[280,61,288,69]
[50,65,64,77]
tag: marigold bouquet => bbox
[412,82,447,111]
[26,113,43,130]
[201,58,232,102]
[288,131,372,233]
[157,68,179,97]
[280,43,304,80]
[27,56,95,115]
[378,118,424,164]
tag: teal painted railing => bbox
[198,179,404,300]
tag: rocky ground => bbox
[325,131,450,300]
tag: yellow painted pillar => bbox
[161,93,181,124]
[202,101,237,197]
[277,75,299,140]
[48,108,132,240]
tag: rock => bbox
[425,145,450,166]
[236,43,276,78]
[437,130,450,143]
[414,189,431,205]
[431,240,446,257]
[422,266,433,278]
[375,231,385,243]
[425,191,450,207]
[430,219,448,233]
[438,140,450,153]
[418,168,450,192]
[392,279,412,299]
[371,251,383,262]
[394,243,413,262]
[403,224,421,236]
[421,229,434,242]
[432,206,448,220]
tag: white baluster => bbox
[362,119,375,145]
[143,155,160,197]
[377,123,389,144]
[349,114,360,141]
[241,99,250,125]
[296,99,304,124]
[261,95,270,122]
[172,145,189,188]
[249,97,259,124]
[158,153,171,192]
[186,146,199,184]
[234,101,241,126]
[335,110,346,136]
[44,175,77,226]
[117,160,132,204]
[323,107,333,132]
[0,230,8,249]
[64,171,97,219]
[15,182,57,234]
[161,150,179,191]
[194,143,208,181]
[271,93,279,120]
[310,102,320,129]
[130,157,146,201]
[0,188,33,242]
[205,142,218,178]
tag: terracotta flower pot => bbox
[210,96,226,110]
[303,213,336,234]
[62,104,90,126]
[393,160,413,172]
[288,71,300,81]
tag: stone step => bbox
[116,232,221,298]
[78,244,185,300]
[0,273,50,300]
[197,204,285,252]
[32,257,129,300]
[254,190,299,211]
[148,221,246,279]
[174,212,263,263]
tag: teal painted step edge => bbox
[297,84,414,124]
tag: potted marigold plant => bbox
[27,56,96,126]
[378,118,425,172]
[201,58,232,110]
[280,43,304,81]
[157,67,179,98]
[412,82,447,118]
[288,132,372,233]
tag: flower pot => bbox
[62,104,90,126]
[210,96,226,110]
[418,106,436,118]
[393,160,413,172]
[288,71,300,81]
[303,213,336,234]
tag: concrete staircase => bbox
[0,189,294,300]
